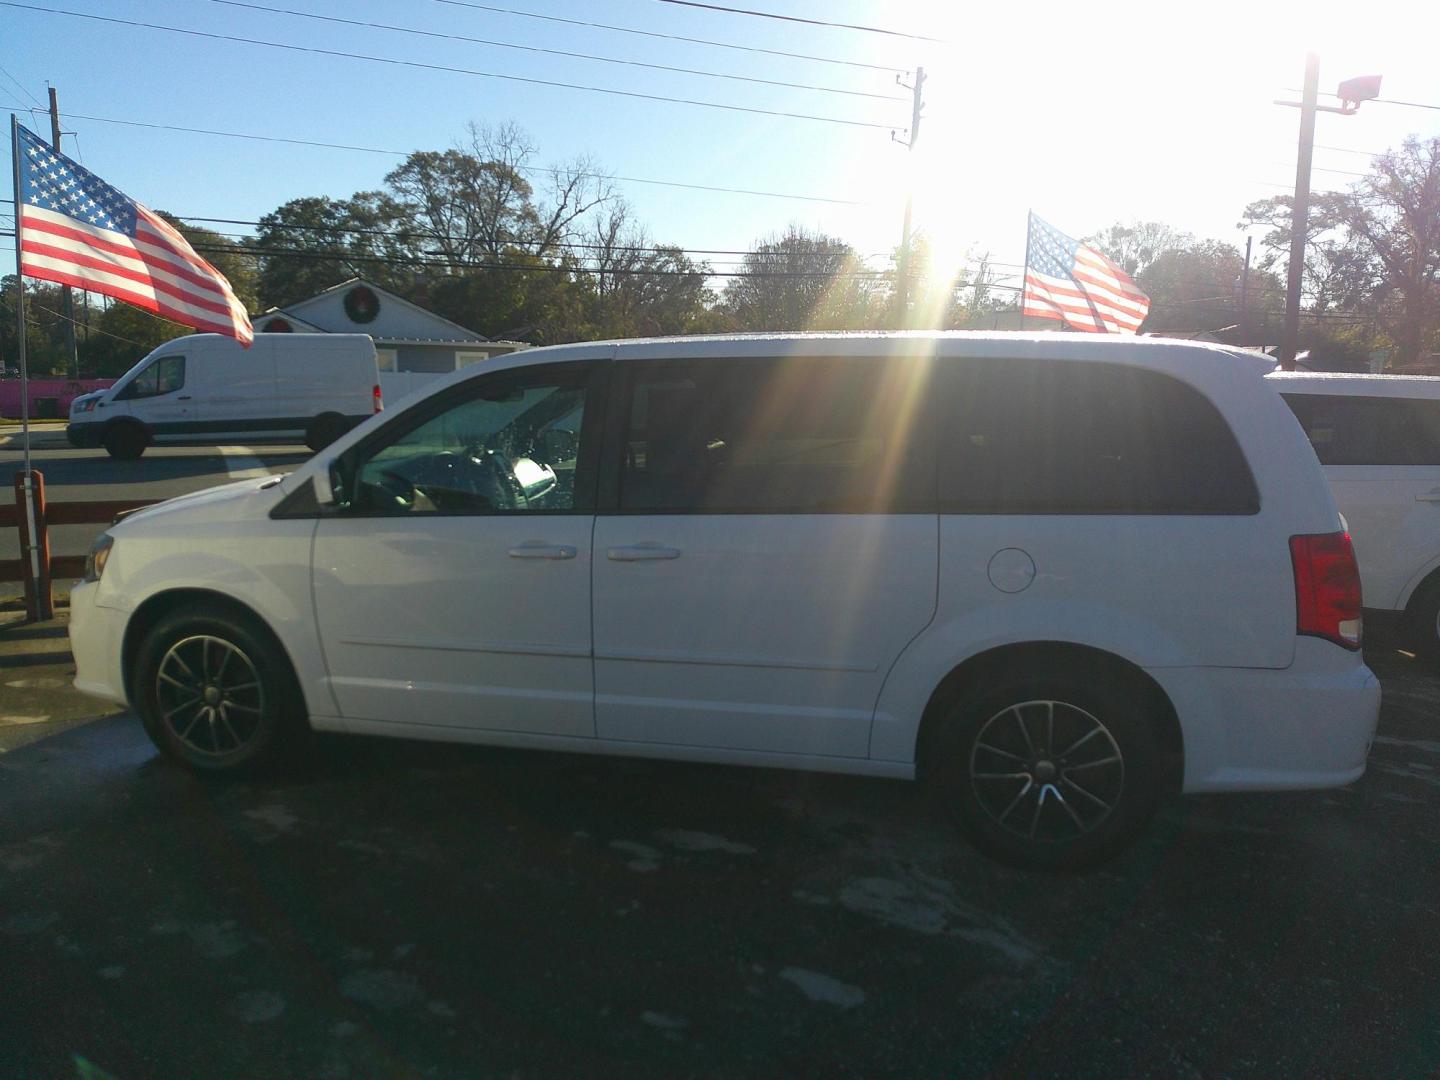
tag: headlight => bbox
[83,533,114,583]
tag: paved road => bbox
[0,429,311,579]
[2,621,1439,1078]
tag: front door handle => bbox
[1416,490,1440,502]
[177,395,193,400]
[507,542,577,560]
[607,544,682,561]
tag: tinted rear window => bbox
[937,359,1259,514]
[1282,393,1440,466]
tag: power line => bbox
[426,0,907,75]
[202,0,905,102]
[28,299,151,347]
[650,0,948,42]
[0,63,43,107]
[0,3,899,130]
[21,109,866,205]
[1290,89,1440,113]
[190,240,896,278]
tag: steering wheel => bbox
[375,468,419,510]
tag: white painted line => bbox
[217,445,273,481]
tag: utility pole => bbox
[893,65,925,328]
[1238,235,1252,345]
[48,88,78,380]
[1279,54,1319,371]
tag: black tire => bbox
[927,667,1162,871]
[103,423,148,460]
[1407,575,1440,659]
[305,412,348,452]
[134,604,308,775]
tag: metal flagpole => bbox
[11,115,42,609]
[1020,210,1033,329]
[10,116,31,476]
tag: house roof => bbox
[258,277,488,343]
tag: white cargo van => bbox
[68,333,382,459]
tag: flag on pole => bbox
[1022,212,1149,334]
[13,123,252,345]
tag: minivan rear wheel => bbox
[928,671,1161,870]
[103,423,147,460]
[134,605,307,774]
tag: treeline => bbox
[2,122,1437,378]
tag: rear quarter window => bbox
[1281,392,1440,466]
[937,358,1259,515]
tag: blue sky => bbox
[4,0,1438,288]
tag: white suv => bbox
[1270,371,1440,656]
[69,333,1379,868]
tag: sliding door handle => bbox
[607,544,682,561]
[507,543,577,560]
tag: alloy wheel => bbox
[968,699,1125,842]
[154,634,266,757]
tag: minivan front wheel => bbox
[929,673,1161,870]
[134,606,306,774]
[1407,575,1440,660]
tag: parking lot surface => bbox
[2,606,1439,1077]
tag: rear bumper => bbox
[1155,640,1381,793]
[68,581,130,705]
[66,422,102,448]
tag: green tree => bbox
[428,255,593,345]
[584,205,714,337]
[722,226,884,331]
[253,193,414,310]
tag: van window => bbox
[617,356,934,513]
[348,365,592,515]
[937,359,1259,514]
[116,355,185,400]
[1282,393,1440,466]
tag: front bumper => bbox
[69,581,130,705]
[1157,639,1382,793]
[66,421,102,448]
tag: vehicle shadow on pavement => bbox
[2,629,1437,1077]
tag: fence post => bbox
[12,470,53,622]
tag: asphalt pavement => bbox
[2,608,1439,1077]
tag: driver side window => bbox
[349,367,590,516]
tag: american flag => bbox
[14,123,253,345]
[1022,213,1149,334]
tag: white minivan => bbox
[68,332,382,459]
[68,333,1379,868]
[1270,371,1440,656]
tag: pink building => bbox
[0,378,115,420]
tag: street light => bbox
[1274,57,1381,371]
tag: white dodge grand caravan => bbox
[68,333,1379,868]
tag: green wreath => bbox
[344,285,380,324]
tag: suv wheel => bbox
[929,670,1162,870]
[134,606,307,774]
[1408,576,1440,659]
[103,423,148,460]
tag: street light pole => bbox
[1280,53,1320,372]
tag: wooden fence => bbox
[3,470,160,619]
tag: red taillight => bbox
[1290,531,1363,650]
[373,384,383,413]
